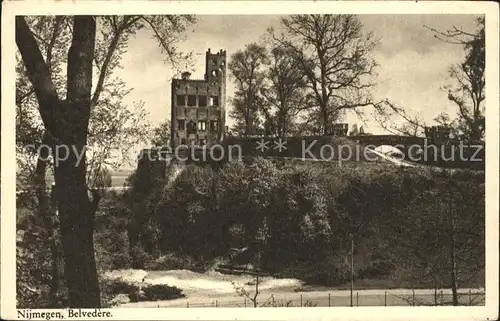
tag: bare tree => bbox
[272,15,382,135]
[427,17,485,141]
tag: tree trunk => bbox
[53,143,101,307]
[448,172,459,306]
[322,107,330,135]
[450,215,459,305]
[16,15,100,308]
[34,148,60,307]
[350,235,354,307]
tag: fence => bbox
[150,289,485,308]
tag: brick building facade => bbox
[170,48,227,148]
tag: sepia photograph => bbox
[1,1,499,321]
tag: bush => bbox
[107,279,139,295]
[100,278,138,297]
[126,157,485,290]
[128,290,141,303]
[140,284,184,301]
[100,278,140,307]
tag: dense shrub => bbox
[105,279,139,295]
[100,278,139,306]
[124,158,485,290]
[141,284,185,301]
[127,284,185,302]
[100,279,183,304]
[128,290,141,303]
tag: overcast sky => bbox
[118,14,480,135]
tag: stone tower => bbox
[170,48,227,149]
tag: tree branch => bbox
[90,20,124,107]
[15,16,60,132]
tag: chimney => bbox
[181,72,191,80]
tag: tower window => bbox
[176,95,186,106]
[198,121,207,131]
[211,96,219,106]
[187,120,197,133]
[198,95,207,107]
[187,95,197,107]
[177,119,185,131]
[211,120,218,131]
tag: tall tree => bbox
[16,15,195,307]
[272,15,381,135]
[16,18,151,304]
[17,15,100,308]
[228,43,269,137]
[429,17,485,141]
[260,45,307,137]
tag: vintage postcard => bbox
[1,1,499,320]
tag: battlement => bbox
[206,48,227,57]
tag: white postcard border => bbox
[2,1,498,320]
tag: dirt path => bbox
[105,269,484,308]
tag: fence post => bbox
[384,291,387,306]
[300,294,303,307]
[440,290,444,305]
[469,289,472,305]
[244,298,246,307]
[412,289,415,306]
[186,302,189,308]
[328,293,331,307]
[216,300,219,307]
